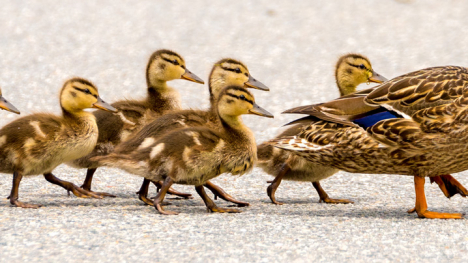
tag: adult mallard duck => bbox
[101,58,269,206]
[0,78,116,208]
[274,66,468,219]
[68,49,204,197]
[93,85,273,215]
[258,54,386,205]
[0,87,20,114]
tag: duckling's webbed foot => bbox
[80,168,116,198]
[195,185,242,213]
[204,181,249,207]
[9,171,42,209]
[267,163,290,205]
[430,174,468,198]
[152,180,193,199]
[43,173,103,199]
[153,177,179,215]
[312,182,354,204]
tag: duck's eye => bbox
[240,95,246,100]
[173,59,179,65]
[84,89,91,94]
[359,64,366,69]
[235,68,241,74]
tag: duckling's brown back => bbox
[113,109,216,155]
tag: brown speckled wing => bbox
[366,66,468,116]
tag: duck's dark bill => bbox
[249,103,274,118]
[245,75,270,91]
[181,69,205,84]
[93,97,118,112]
[0,96,20,114]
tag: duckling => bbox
[0,78,116,208]
[67,49,204,197]
[93,85,273,215]
[111,58,269,206]
[0,87,20,114]
[258,54,387,205]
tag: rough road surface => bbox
[1,1,468,262]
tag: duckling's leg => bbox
[80,168,116,198]
[312,182,354,204]
[136,179,155,206]
[43,173,103,199]
[153,177,178,215]
[408,176,462,219]
[8,171,42,208]
[266,163,291,205]
[204,181,249,207]
[152,180,193,199]
[195,185,242,213]
[430,174,468,198]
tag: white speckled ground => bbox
[1,0,468,262]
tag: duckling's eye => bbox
[235,68,241,74]
[240,95,246,100]
[84,89,91,94]
[173,59,179,66]
[359,64,366,69]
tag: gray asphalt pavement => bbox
[1,0,468,262]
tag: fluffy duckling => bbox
[112,58,269,206]
[68,49,204,197]
[258,54,387,205]
[93,85,273,215]
[0,78,116,208]
[0,87,20,114]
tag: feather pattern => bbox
[274,66,468,177]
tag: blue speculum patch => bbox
[353,108,402,129]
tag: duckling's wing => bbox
[113,109,210,154]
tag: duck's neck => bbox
[219,114,253,142]
[208,80,227,114]
[62,108,95,127]
[147,80,180,111]
[336,77,359,97]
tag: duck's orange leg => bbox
[430,174,468,198]
[409,176,463,219]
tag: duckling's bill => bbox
[0,96,20,114]
[93,97,118,112]
[369,70,387,83]
[245,75,270,91]
[181,69,205,84]
[249,103,274,118]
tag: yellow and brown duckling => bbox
[258,53,387,205]
[113,58,269,206]
[274,66,468,219]
[0,87,20,114]
[0,78,116,208]
[67,49,204,197]
[93,85,273,215]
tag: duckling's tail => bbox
[91,154,150,177]
[91,154,121,167]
